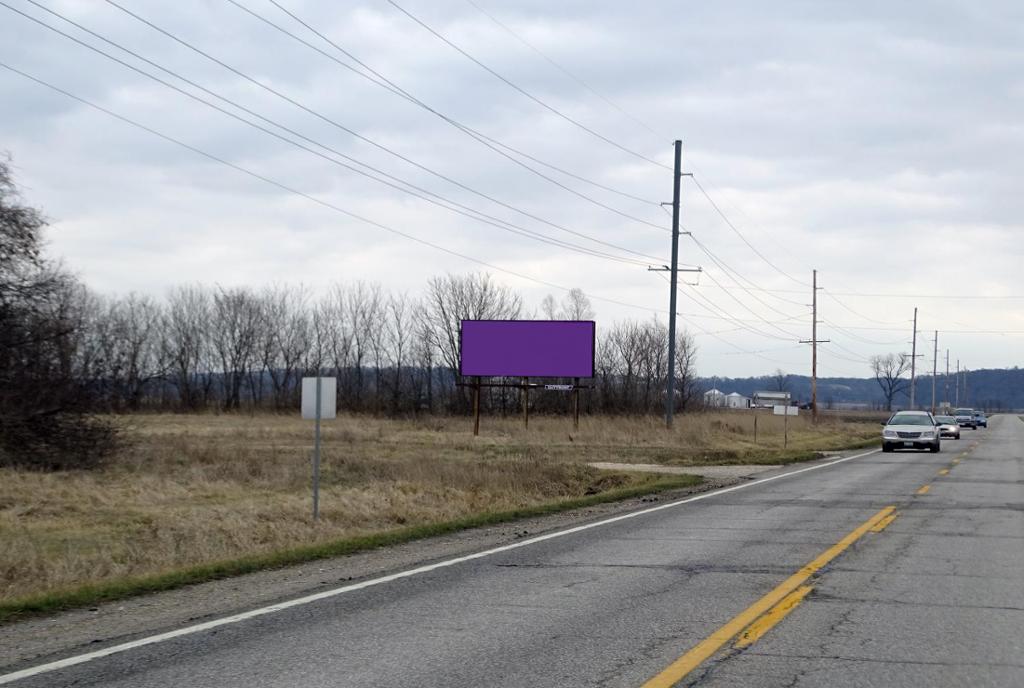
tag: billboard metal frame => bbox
[457,320,596,436]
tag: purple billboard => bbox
[460,320,595,378]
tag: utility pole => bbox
[963,367,969,405]
[799,270,828,423]
[931,331,938,414]
[651,141,699,429]
[955,359,960,406]
[909,307,918,409]
[665,140,683,430]
[945,349,950,408]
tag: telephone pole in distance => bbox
[799,269,828,423]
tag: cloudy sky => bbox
[2,0,1022,378]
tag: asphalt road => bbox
[6,416,1023,687]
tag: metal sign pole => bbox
[313,375,321,521]
[784,402,789,449]
[573,377,580,430]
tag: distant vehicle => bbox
[882,410,941,453]
[954,408,977,429]
[973,411,988,428]
[933,415,961,440]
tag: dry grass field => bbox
[0,410,880,607]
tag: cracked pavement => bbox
[5,416,1021,687]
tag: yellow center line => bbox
[870,512,899,533]
[639,506,896,688]
[938,468,950,476]
[733,585,813,649]
[916,484,931,494]
[952,458,960,465]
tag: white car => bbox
[882,410,941,453]
[933,415,961,440]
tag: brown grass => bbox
[0,410,878,603]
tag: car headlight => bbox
[883,430,897,438]
[919,430,934,438]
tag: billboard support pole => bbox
[573,377,580,430]
[523,377,530,429]
[473,376,481,437]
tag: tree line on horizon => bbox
[2,158,703,469]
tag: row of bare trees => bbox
[50,276,699,416]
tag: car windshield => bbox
[954,409,972,415]
[935,416,955,423]
[889,414,934,426]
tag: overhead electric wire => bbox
[653,275,804,365]
[36,0,659,266]
[231,0,669,230]
[676,278,799,343]
[688,175,809,288]
[0,61,668,316]
[689,268,804,341]
[6,2,659,268]
[463,0,668,143]
[821,318,906,346]
[688,233,807,320]
[820,288,906,326]
[385,0,672,171]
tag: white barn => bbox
[725,392,751,409]
[703,388,727,407]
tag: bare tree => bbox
[674,330,700,411]
[562,288,595,321]
[162,285,211,410]
[0,157,116,468]
[385,293,413,414]
[871,353,911,411]
[771,368,791,393]
[422,274,523,406]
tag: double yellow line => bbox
[641,505,896,688]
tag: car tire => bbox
[929,442,940,453]
[955,433,960,440]
[882,443,893,453]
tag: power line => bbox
[6,2,659,269]
[689,175,809,287]
[462,0,668,143]
[86,0,665,265]
[236,0,669,229]
[688,234,807,320]
[385,0,672,171]
[0,61,667,316]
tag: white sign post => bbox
[302,376,336,520]
[772,397,796,449]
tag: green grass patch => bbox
[0,473,701,624]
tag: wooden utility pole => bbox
[799,270,827,423]
[909,307,918,409]
[955,359,960,406]
[665,140,682,430]
[653,141,700,429]
[945,349,950,408]
[931,331,938,414]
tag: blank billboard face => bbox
[460,320,595,378]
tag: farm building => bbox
[703,388,727,407]
[725,392,751,409]
[753,390,791,408]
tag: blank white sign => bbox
[301,377,337,419]
[773,405,798,416]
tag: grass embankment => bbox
[0,411,879,619]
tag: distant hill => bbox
[700,367,1024,411]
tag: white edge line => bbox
[0,447,879,685]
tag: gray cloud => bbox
[1,0,1021,377]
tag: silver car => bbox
[882,410,941,453]
[933,415,961,440]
